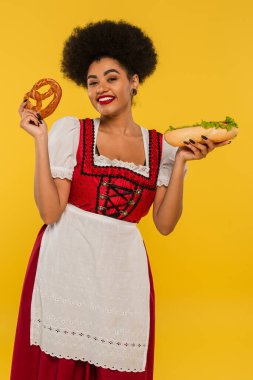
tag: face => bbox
[86,57,139,117]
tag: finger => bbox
[183,141,197,153]
[20,117,39,127]
[21,108,40,118]
[21,114,40,127]
[200,135,215,149]
[188,139,208,156]
[187,139,208,155]
[214,140,232,147]
[36,112,43,124]
[23,111,41,122]
[18,108,31,117]
[20,98,28,107]
[37,118,45,126]
[183,141,205,158]
[18,102,31,116]
[18,99,27,110]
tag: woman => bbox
[10,19,231,380]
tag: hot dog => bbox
[164,116,238,147]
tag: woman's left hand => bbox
[175,136,232,162]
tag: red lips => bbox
[97,96,116,105]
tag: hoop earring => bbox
[132,88,137,96]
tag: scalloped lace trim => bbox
[156,177,170,187]
[156,164,188,187]
[94,153,150,177]
[30,342,145,372]
[50,166,73,180]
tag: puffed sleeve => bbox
[156,135,188,187]
[48,116,80,180]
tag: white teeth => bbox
[98,97,114,101]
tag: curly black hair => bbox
[60,19,158,89]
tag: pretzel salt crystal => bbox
[23,78,62,119]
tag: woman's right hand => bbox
[18,99,48,139]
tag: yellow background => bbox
[1,0,252,379]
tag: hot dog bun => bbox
[164,116,238,147]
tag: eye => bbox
[88,77,118,86]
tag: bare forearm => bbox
[34,135,61,223]
[156,157,186,235]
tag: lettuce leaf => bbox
[165,116,238,132]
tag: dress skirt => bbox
[10,211,155,380]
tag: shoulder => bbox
[49,116,80,137]
[48,116,81,154]
[149,127,178,160]
[161,134,178,161]
[142,126,178,158]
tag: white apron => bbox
[30,203,150,372]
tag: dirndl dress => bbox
[10,116,188,380]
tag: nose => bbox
[96,80,109,96]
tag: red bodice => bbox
[68,118,163,223]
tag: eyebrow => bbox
[87,69,120,80]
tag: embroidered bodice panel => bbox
[47,116,188,222]
[67,118,162,223]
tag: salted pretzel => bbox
[23,78,62,119]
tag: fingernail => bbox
[183,141,190,145]
[189,139,195,144]
[201,135,208,140]
[36,113,43,123]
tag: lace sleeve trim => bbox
[50,166,73,180]
[156,164,188,187]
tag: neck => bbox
[99,109,140,136]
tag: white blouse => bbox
[48,116,188,185]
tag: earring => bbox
[132,88,137,96]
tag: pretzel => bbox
[23,78,62,119]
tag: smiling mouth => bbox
[97,97,115,105]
